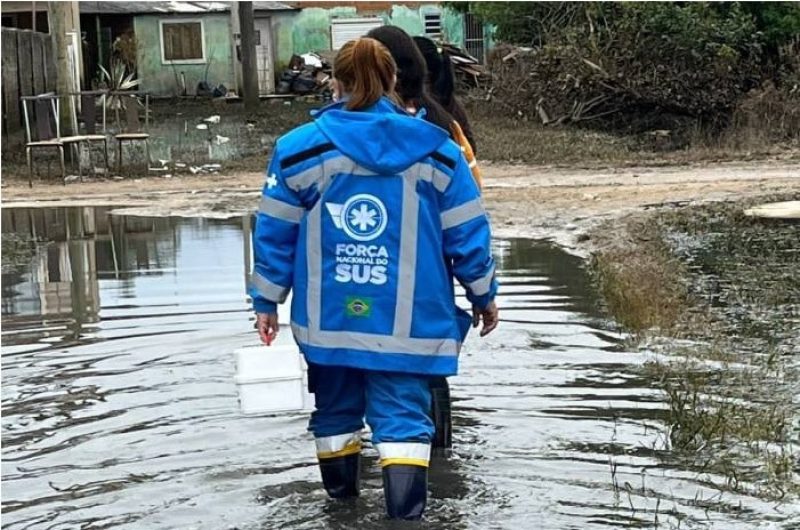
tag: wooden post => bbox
[48,1,78,134]
[238,1,259,111]
[96,15,103,72]
[69,0,84,88]
[229,1,242,94]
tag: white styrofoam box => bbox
[234,342,314,415]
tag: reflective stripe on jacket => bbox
[250,97,498,376]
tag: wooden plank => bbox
[16,31,33,98]
[31,32,45,95]
[1,30,21,133]
[44,32,56,92]
[744,201,800,219]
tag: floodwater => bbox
[1,207,797,529]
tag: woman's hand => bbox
[256,313,279,345]
[472,301,499,337]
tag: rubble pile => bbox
[276,53,333,97]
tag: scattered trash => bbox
[214,135,230,145]
[277,52,333,97]
[175,163,187,169]
[197,81,228,98]
[300,53,323,69]
[204,115,221,124]
[188,164,222,175]
[64,175,80,183]
[163,173,173,179]
[196,123,209,130]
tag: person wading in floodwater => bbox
[368,25,484,450]
[249,37,499,520]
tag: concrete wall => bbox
[134,13,233,96]
[270,5,489,71]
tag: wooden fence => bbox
[1,27,57,138]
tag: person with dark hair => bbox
[250,37,499,520]
[366,26,484,452]
[413,36,477,155]
[368,26,481,190]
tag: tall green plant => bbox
[98,60,140,110]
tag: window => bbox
[424,12,442,39]
[463,13,485,63]
[160,20,205,63]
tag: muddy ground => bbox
[3,160,798,253]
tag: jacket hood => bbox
[314,97,450,174]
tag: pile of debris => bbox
[277,53,333,97]
[440,43,485,81]
[273,44,483,96]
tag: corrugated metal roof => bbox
[78,2,219,14]
[2,1,297,15]
[253,2,298,11]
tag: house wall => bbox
[270,4,489,71]
[134,13,233,96]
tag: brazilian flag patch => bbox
[346,297,372,317]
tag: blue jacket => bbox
[250,97,497,376]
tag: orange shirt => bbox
[449,120,482,190]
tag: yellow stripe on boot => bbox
[375,442,431,469]
[380,457,429,468]
[317,441,362,460]
[315,431,362,460]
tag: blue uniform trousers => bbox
[308,363,434,468]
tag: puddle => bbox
[2,207,798,529]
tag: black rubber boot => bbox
[319,453,360,498]
[430,377,452,450]
[383,464,428,520]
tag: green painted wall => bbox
[270,5,488,70]
[441,8,464,46]
[135,13,233,96]
[389,5,425,36]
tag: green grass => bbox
[588,195,800,501]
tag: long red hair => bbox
[334,38,398,110]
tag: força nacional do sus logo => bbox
[327,194,390,285]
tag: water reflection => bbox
[2,208,249,347]
[1,207,797,529]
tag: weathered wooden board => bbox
[16,31,33,100]
[1,29,20,133]
[31,31,46,95]
[744,201,800,220]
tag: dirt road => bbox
[3,160,798,253]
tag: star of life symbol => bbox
[326,194,388,241]
[265,173,278,190]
